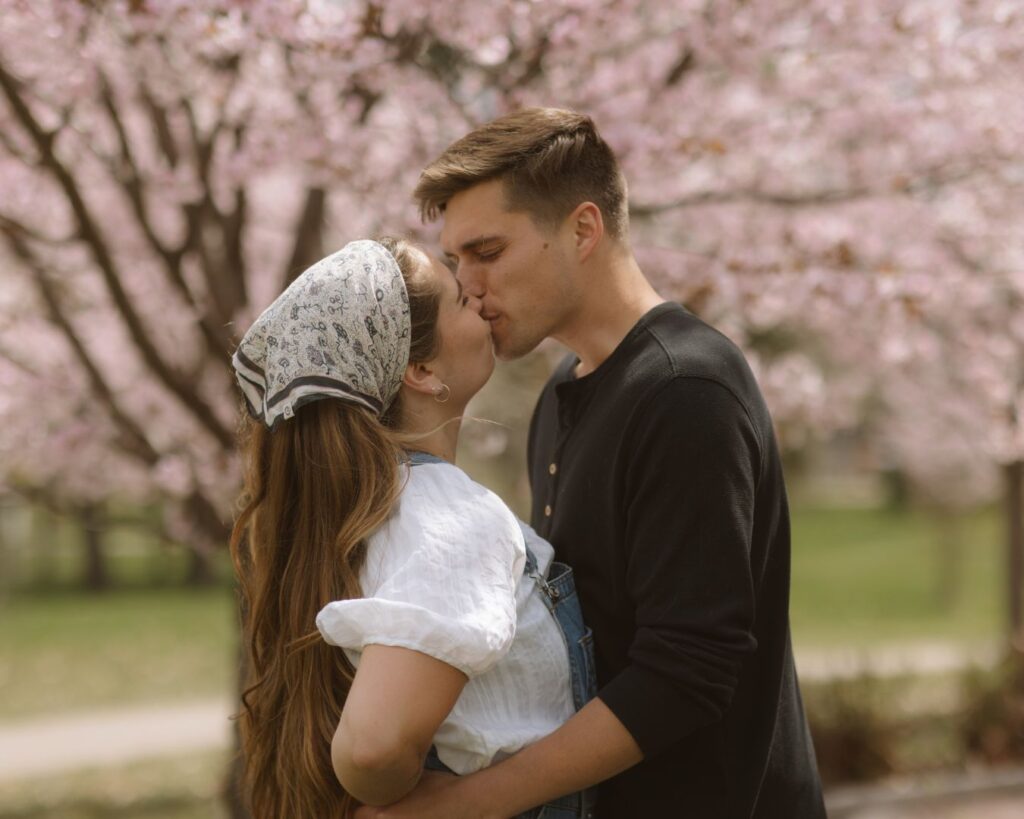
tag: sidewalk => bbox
[795,640,1003,683]
[4,697,1023,817]
[0,640,1006,783]
[827,766,1024,817]
[0,698,233,782]
[0,640,1016,815]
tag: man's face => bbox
[440,179,577,360]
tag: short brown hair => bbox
[414,107,629,240]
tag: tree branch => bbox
[0,52,235,449]
[0,212,75,245]
[179,94,250,328]
[222,124,249,315]
[98,70,174,260]
[665,47,697,87]
[0,123,37,164]
[280,186,327,289]
[6,223,231,547]
[1,226,160,465]
[0,342,42,380]
[630,185,875,216]
[630,161,1004,217]
[139,85,180,168]
[96,71,235,360]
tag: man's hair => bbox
[414,107,629,240]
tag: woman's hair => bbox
[230,237,442,819]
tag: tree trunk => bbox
[185,545,215,586]
[0,498,10,603]
[1008,461,1024,650]
[182,491,229,587]
[80,503,110,591]
[31,503,58,587]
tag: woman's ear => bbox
[402,361,437,397]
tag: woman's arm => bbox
[332,644,468,806]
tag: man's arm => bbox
[453,697,642,815]
[598,375,761,756]
[355,697,642,819]
[358,376,761,818]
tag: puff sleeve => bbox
[315,463,527,678]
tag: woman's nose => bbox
[467,294,484,314]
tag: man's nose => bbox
[456,266,486,299]
[467,294,484,315]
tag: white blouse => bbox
[315,460,575,774]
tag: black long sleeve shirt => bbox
[527,303,825,818]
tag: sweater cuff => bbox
[597,664,705,759]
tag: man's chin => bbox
[493,330,541,361]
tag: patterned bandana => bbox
[231,239,411,428]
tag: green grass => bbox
[0,586,237,719]
[790,505,1003,647]
[0,504,1006,721]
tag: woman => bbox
[230,238,596,819]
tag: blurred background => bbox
[0,1,1021,817]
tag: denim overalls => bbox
[407,451,597,819]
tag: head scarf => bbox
[231,239,411,429]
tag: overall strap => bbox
[405,450,540,573]
[518,522,540,576]
[405,450,448,466]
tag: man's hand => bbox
[352,770,494,819]
[354,698,641,819]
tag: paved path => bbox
[5,697,1020,817]
[827,766,1024,817]
[835,795,1024,818]
[795,640,1002,683]
[0,641,1005,782]
[0,698,233,782]
[0,641,1016,816]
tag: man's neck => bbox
[554,256,666,378]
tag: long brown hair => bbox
[230,237,442,819]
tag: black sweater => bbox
[527,303,825,818]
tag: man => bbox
[358,108,825,818]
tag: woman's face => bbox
[417,250,495,405]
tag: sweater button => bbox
[544,504,552,517]
[548,463,557,475]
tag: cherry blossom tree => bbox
[1,0,1021,810]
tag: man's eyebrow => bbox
[442,235,505,263]
[459,234,505,253]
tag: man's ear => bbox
[402,360,438,397]
[569,201,604,263]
